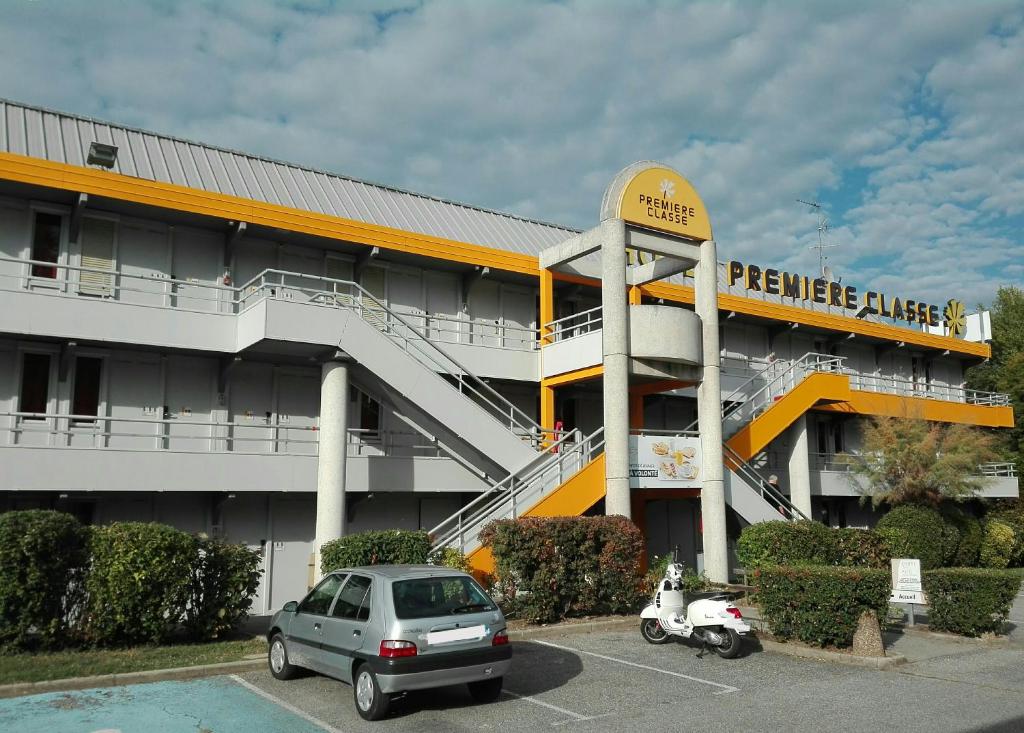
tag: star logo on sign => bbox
[659,179,675,198]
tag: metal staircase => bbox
[249,271,543,480]
[429,427,606,556]
[680,353,845,524]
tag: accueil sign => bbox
[727,260,967,337]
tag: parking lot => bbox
[5,620,1024,733]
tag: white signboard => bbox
[890,558,926,605]
[628,435,701,488]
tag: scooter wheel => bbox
[640,618,671,645]
[714,628,743,659]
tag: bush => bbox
[754,566,891,648]
[184,538,263,641]
[736,521,887,569]
[987,502,1024,566]
[429,546,472,574]
[480,516,644,623]
[922,568,1022,636]
[320,530,431,573]
[875,504,946,570]
[736,521,833,569]
[0,511,90,650]
[942,509,983,567]
[86,523,197,646]
[978,519,1016,569]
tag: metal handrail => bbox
[724,442,809,521]
[246,270,545,440]
[429,426,605,552]
[543,306,604,343]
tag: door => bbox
[78,218,116,297]
[325,256,355,308]
[320,574,373,682]
[425,271,459,343]
[276,372,318,454]
[359,266,388,330]
[288,573,346,670]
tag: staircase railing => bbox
[238,269,545,444]
[724,443,809,521]
[430,427,606,554]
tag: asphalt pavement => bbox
[3,591,1022,733]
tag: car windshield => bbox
[391,576,496,619]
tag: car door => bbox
[288,573,346,671]
[320,573,373,682]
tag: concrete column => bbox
[787,414,812,518]
[695,240,728,583]
[601,219,631,518]
[314,358,350,579]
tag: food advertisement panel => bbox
[628,435,702,488]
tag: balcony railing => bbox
[542,306,603,344]
[0,255,537,351]
[0,411,449,458]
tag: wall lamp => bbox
[87,141,118,168]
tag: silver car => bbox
[266,565,512,721]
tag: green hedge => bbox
[320,530,431,573]
[923,568,1022,636]
[736,521,887,569]
[942,508,983,567]
[184,538,263,641]
[875,505,946,570]
[979,519,1016,569]
[480,516,644,623]
[755,566,891,648]
[86,523,198,646]
[0,511,90,650]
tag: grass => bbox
[0,636,267,685]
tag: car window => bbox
[298,574,345,616]
[331,575,372,621]
[391,576,495,620]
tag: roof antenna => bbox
[798,199,841,283]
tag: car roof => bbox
[328,564,471,580]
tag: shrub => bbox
[0,510,90,650]
[942,509,983,567]
[480,516,644,623]
[875,504,946,570]
[86,523,197,646]
[184,538,263,641]
[978,520,1016,569]
[736,521,887,569]
[735,520,833,569]
[923,568,1022,636]
[429,546,472,573]
[320,530,431,573]
[754,566,890,648]
[988,502,1024,566]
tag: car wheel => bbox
[467,676,503,703]
[640,618,671,644]
[353,664,391,721]
[268,633,299,680]
[714,628,743,659]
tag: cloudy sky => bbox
[2,0,1022,309]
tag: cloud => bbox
[0,0,1021,309]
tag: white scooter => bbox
[639,562,750,658]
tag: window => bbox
[351,387,381,440]
[392,576,495,620]
[72,357,103,423]
[30,212,62,278]
[331,575,372,621]
[19,353,51,416]
[298,574,345,616]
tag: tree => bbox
[847,416,998,507]
[966,285,1024,473]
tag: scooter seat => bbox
[686,591,733,602]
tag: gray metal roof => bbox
[0,98,577,256]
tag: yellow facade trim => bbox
[817,391,1015,428]
[541,364,604,388]
[0,152,540,276]
[0,152,990,359]
[727,372,852,461]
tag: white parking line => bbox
[503,689,614,726]
[230,675,345,733]
[532,640,740,695]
